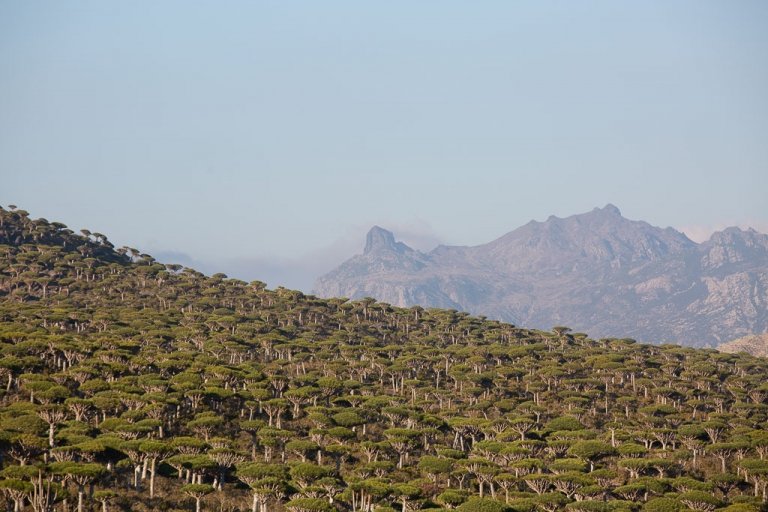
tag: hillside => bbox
[315,205,768,347]
[1,205,768,512]
[719,334,768,358]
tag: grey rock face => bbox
[314,205,768,347]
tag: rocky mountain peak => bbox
[708,226,765,246]
[363,226,415,255]
[364,226,397,254]
[701,227,768,269]
[485,204,694,269]
[593,203,622,216]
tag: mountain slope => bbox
[315,205,768,347]
[719,333,768,357]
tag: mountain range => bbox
[315,205,768,347]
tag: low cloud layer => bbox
[152,221,445,293]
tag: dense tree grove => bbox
[0,205,767,512]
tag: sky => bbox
[2,1,767,291]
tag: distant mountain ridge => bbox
[315,205,768,347]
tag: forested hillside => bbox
[1,205,767,512]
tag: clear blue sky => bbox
[2,1,767,290]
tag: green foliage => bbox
[642,498,682,512]
[567,441,616,468]
[289,463,331,486]
[618,442,648,457]
[545,416,585,432]
[678,491,721,511]
[535,492,570,510]
[332,410,366,428]
[456,497,511,512]
[0,478,33,493]
[286,497,335,512]
[549,458,588,473]
[565,501,613,512]
[719,505,761,512]
[437,489,469,507]
[419,455,454,476]
[49,461,106,479]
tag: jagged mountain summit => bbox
[315,205,768,347]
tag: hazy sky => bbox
[2,1,767,291]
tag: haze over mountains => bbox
[315,205,768,347]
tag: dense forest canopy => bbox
[0,205,767,512]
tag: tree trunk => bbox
[150,458,157,498]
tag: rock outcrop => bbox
[719,333,768,357]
